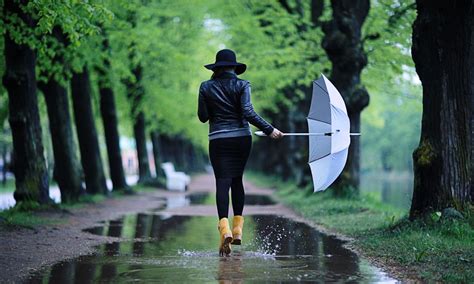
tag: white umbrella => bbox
[255,74,359,192]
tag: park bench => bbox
[161,162,190,192]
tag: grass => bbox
[246,171,474,283]
[0,201,64,229]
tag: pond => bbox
[28,213,396,283]
[360,171,413,209]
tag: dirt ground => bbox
[0,174,415,283]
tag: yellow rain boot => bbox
[231,216,244,245]
[218,218,233,256]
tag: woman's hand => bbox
[269,128,284,139]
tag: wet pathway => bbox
[25,175,397,283]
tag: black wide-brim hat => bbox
[204,49,247,75]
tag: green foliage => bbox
[2,0,113,84]
[361,0,421,172]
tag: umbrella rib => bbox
[308,152,331,163]
[307,117,331,125]
[314,83,329,94]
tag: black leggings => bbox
[216,176,245,219]
[209,136,251,219]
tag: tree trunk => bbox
[96,36,129,191]
[134,111,151,182]
[322,0,370,196]
[410,0,473,218]
[38,79,84,202]
[71,68,108,195]
[127,64,152,183]
[2,143,7,186]
[2,0,50,204]
[150,130,165,180]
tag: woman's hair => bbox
[211,66,235,79]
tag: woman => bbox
[198,49,283,256]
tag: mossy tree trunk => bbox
[322,0,370,196]
[38,28,84,203]
[410,0,473,218]
[2,0,50,204]
[71,68,108,195]
[96,36,129,192]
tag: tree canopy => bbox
[0,0,421,176]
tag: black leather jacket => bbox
[198,71,274,137]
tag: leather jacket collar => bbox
[213,71,237,80]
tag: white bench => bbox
[161,162,190,191]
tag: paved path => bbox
[0,174,399,283]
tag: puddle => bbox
[150,193,276,211]
[29,215,396,283]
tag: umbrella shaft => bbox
[284,133,332,136]
[283,132,361,136]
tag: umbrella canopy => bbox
[308,74,350,192]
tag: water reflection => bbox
[29,214,396,283]
[119,193,275,215]
[185,192,276,206]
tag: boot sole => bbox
[231,235,242,245]
[220,234,233,256]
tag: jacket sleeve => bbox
[198,83,209,123]
[240,82,274,135]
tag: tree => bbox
[71,67,108,195]
[124,8,152,184]
[96,34,130,192]
[37,28,84,202]
[321,0,370,196]
[410,0,473,218]
[2,0,50,204]
[126,63,152,183]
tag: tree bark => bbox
[410,0,473,218]
[322,0,370,196]
[96,36,129,191]
[2,0,50,204]
[71,68,108,195]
